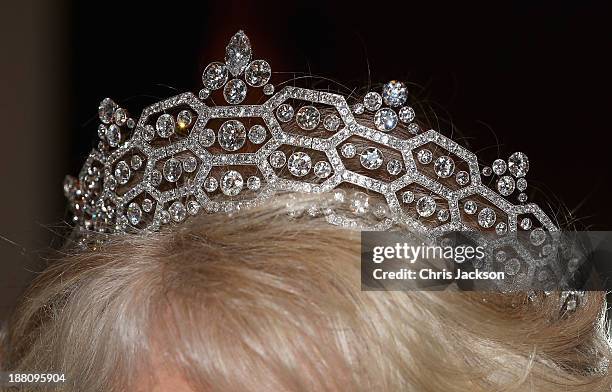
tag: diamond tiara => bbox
[64,30,556,242]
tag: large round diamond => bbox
[455,171,470,186]
[287,152,312,177]
[323,114,341,131]
[126,202,142,225]
[464,200,477,215]
[98,98,117,124]
[247,176,261,190]
[269,151,286,168]
[386,159,402,175]
[204,177,218,192]
[156,114,175,138]
[402,191,414,204]
[359,147,384,170]
[350,192,369,215]
[416,196,436,217]
[248,125,266,144]
[341,143,356,158]
[168,201,187,222]
[508,152,529,177]
[417,149,432,164]
[163,158,182,182]
[398,106,415,123]
[218,120,246,151]
[221,170,244,196]
[244,60,271,87]
[530,228,547,246]
[296,106,320,130]
[177,110,193,129]
[223,79,247,104]
[434,156,455,178]
[363,92,382,111]
[202,62,228,90]
[114,161,131,185]
[477,207,497,228]
[497,176,515,196]
[314,161,332,178]
[106,125,121,147]
[382,80,408,107]
[197,128,215,147]
[374,108,398,131]
[492,159,507,175]
[276,104,294,122]
[182,156,198,173]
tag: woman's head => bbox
[4,193,611,391]
[7,30,610,392]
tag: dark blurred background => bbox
[1,1,611,322]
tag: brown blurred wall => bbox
[0,1,69,322]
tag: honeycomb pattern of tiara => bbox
[63,30,574,294]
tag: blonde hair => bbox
[3,193,612,391]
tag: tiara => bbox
[64,31,585,301]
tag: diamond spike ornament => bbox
[225,30,252,77]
